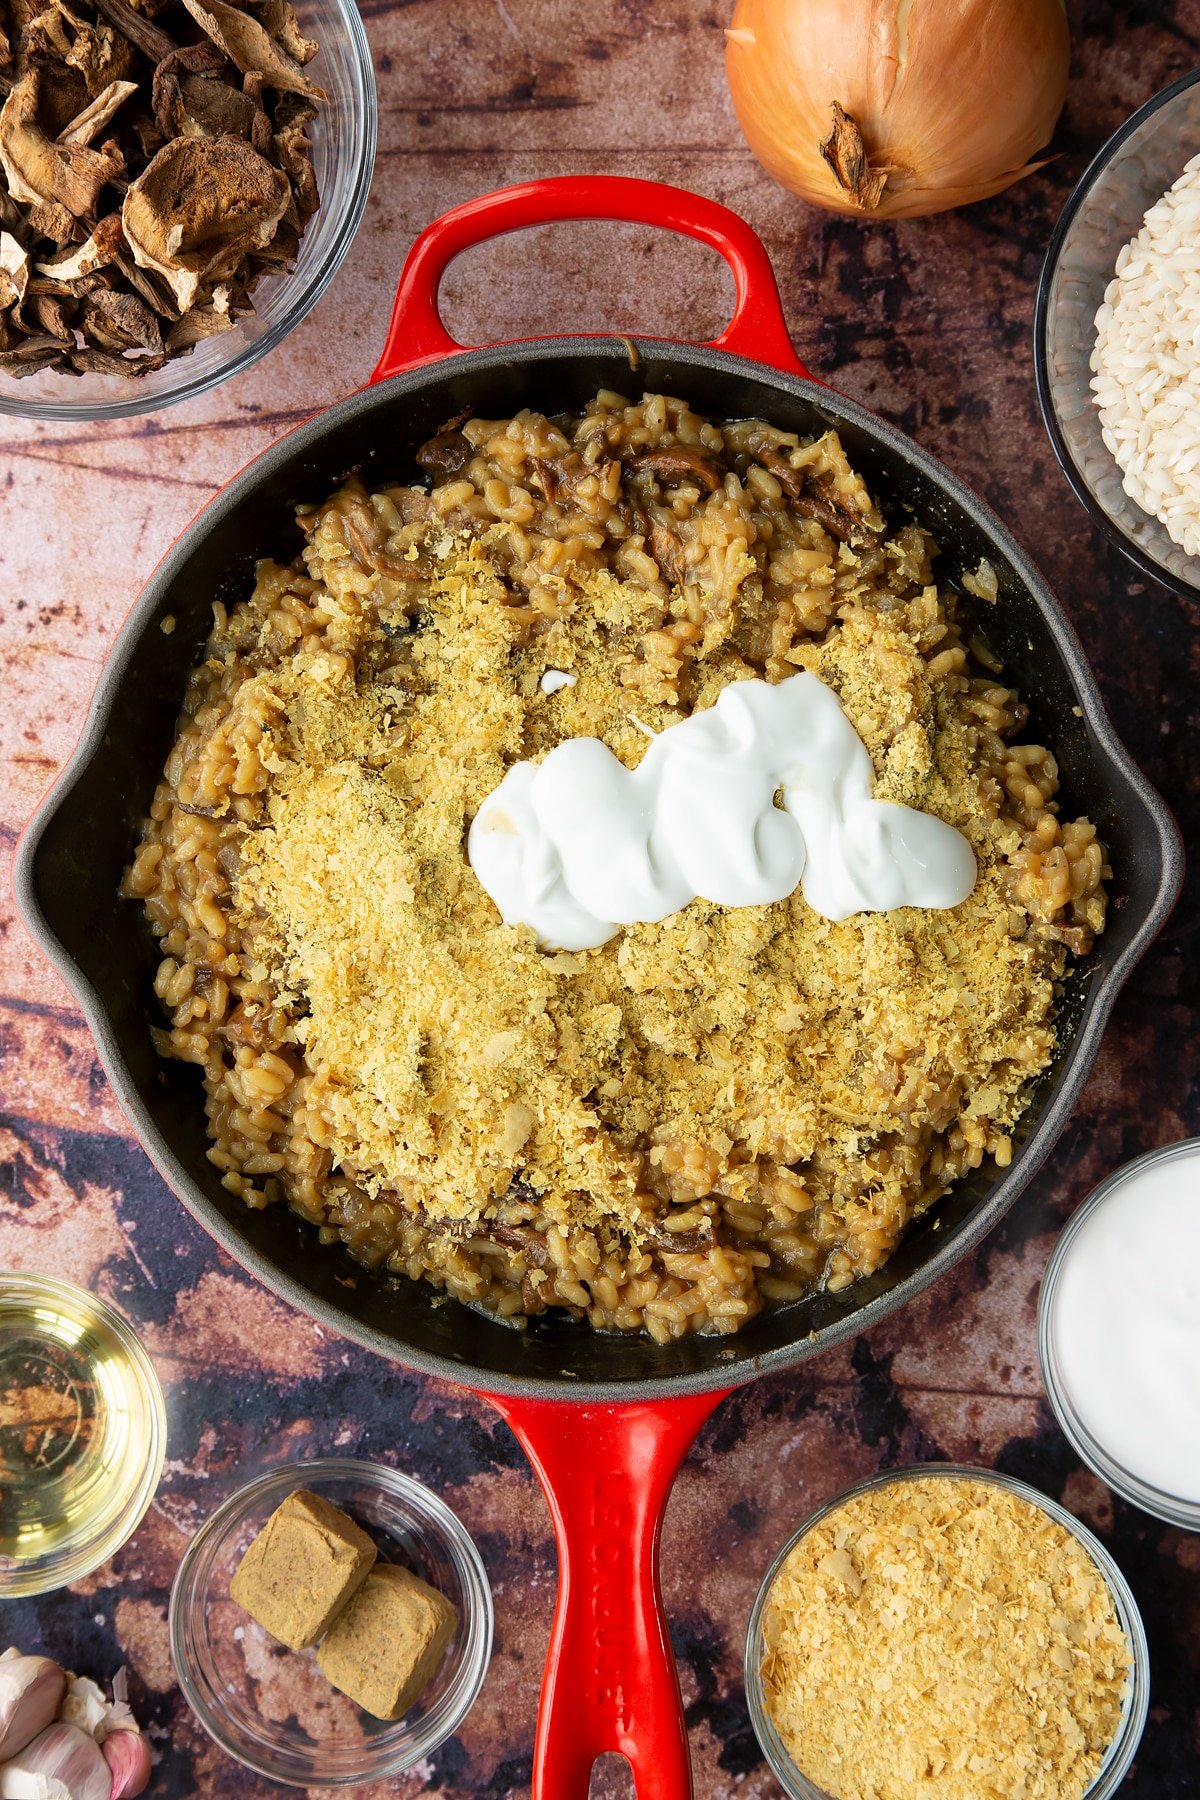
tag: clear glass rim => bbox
[0,1270,167,1596]
[1039,1136,1200,1531]
[1033,63,1200,603]
[168,1456,494,1787]
[743,1462,1150,1800]
[0,0,377,424]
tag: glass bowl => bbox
[0,0,376,423]
[744,1463,1150,1800]
[1034,66,1200,600]
[169,1457,493,1787]
[0,1270,166,1597]
[1039,1137,1200,1531]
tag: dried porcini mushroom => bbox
[26,196,75,239]
[165,296,231,347]
[80,284,163,351]
[34,209,121,278]
[252,0,315,67]
[0,68,123,214]
[0,0,326,380]
[28,283,74,338]
[88,0,174,62]
[153,45,256,140]
[0,230,31,308]
[123,134,289,310]
[272,90,315,215]
[0,335,61,371]
[22,3,138,112]
[180,0,322,96]
[58,77,138,144]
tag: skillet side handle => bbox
[370,176,810,382]
[490,1389,730,1800]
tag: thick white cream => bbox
[1049,1145,1200,1503]
[467,671,976,951]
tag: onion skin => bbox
[725,0,1070,220]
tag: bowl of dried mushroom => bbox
[0,0,375,415]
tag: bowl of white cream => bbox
[1039,1138,1200,1529]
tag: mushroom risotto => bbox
[125,390,1108,1341]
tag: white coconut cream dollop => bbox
[467,671,976,952]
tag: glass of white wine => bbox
[0,1272,166,1596]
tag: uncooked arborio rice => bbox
[1091,152,1200,554]
[125,390,1108,1341]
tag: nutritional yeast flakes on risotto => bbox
[125,390,1108,1341]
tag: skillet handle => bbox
[370,176,810,381]
[490,1389,730,1800]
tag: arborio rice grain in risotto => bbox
[125,390,1108,1342]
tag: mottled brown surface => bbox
[1,2,1198,1796]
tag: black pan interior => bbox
[20,340,1180,1399]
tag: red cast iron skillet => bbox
[15,178,1182,1800]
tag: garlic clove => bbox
[0,1721,111,1800]
[0,1659,67,1762]
[0,1768,68,1799]
[57,1679,108,1742]
[102,1732,151,1799]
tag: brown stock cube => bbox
[229,1488,377,1650]
[317,1562,458,1720]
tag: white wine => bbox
[0,1274,165,1596]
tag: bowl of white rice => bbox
[1035,66,1200,599]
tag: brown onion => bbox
[725,0,1069,220]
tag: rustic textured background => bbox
[2,1,1199,1794]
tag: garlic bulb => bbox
[0,1658,67,1763]
[725,0,1070,220]
[0,1721,111,1800]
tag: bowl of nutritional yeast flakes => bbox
[744,1466,1150,1800]
[1036,66,1200,598]
[16,177,1182,1800]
